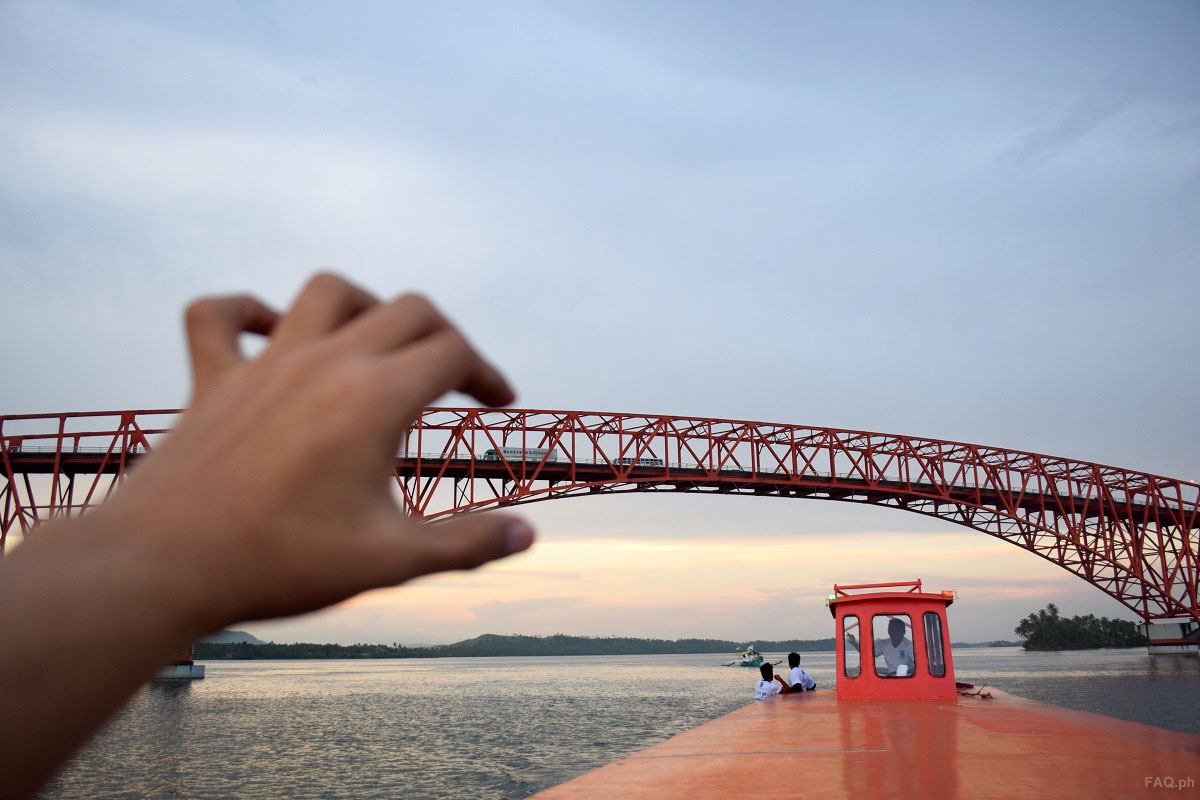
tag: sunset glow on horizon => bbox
[247,501,1132,646]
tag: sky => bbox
[1,1,1198,644]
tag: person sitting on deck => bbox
[787,652,816,691]
[754,663,790,700]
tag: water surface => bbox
[41,648,1200,799]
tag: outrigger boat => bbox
[724,646,779,668]
[734,646,762,667]
[533,580,1200,798]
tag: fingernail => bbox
[504,521,535,555]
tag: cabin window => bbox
[842,615,861,678]
[872,614,916,677]
[924,611,946,677]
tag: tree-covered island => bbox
[1014,604,1150,650]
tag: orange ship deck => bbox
[532,689,1200,799]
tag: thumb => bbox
[403,513,536,578]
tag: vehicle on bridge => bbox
[482,447,560,462]
[616,456,664,467]
[478,448,664,468]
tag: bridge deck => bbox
[5,450,1187,524]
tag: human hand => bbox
[98,273,534,634]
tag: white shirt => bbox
[754,679,782,700]
[788,666,816,690]
[874,636,915,674]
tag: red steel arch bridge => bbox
[2,408,1198,625]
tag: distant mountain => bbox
[199,630,264,645]
[194,633,838,660]
[436,634,837,657]
[194,641,435,659]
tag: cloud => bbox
[4,1,1198,646]
[469,596,589,627]
[1001,96,1130,166]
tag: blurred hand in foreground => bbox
[0,273,533,799]
[106,272,533,628]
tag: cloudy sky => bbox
[2,1,1197,644]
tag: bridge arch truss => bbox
[3,408,1198,623]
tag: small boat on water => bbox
[735,646,763,667]
[533,579,1200,798]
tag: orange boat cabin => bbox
[826,580,956,701]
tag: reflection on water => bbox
[40,648,1200,800]
[953,646,1200,736]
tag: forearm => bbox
[0,513,209,799]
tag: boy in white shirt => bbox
[754,663,789,700]
[787,652,817,691]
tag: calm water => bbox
[41,648,1200,800]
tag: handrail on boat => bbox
[833,580,923,596]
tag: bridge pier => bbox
[1138,622,1199,655]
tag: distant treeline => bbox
[194,641,438,659]
[194,633,837,660]
[431,633,837,657]
[1015,604,1149,650]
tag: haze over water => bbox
[42,649,1200,800]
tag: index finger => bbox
[378,328,515,419]
[185,294,280,399]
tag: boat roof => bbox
[826,580,955,616]
[530,689,1200,799]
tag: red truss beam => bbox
[3,408,1198,624]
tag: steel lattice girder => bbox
[3,408,1198,623]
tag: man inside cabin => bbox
[846,617,916,676]
[754,663,790,700]
[787,652,817,691]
